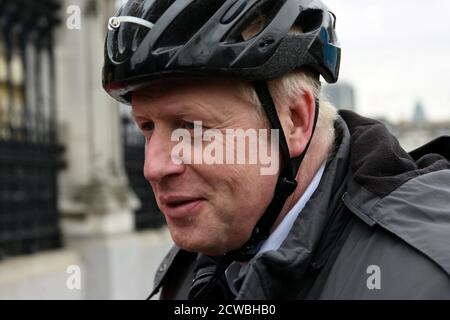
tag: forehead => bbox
[131,77,254,117]
[133,77,236,99]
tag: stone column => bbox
[54,0,142,299]
[56,0,139,237]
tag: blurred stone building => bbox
[389,120,450,152]
[376,100,450,152]
[0,0,171,299]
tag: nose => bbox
[143,127,185,183]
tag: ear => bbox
[283,90,316,158]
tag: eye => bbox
[182,120,209,131]
[183,121,196,130]
[140,121,154,132]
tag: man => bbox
[103,0,450,299]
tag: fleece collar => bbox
[339,110,450,198]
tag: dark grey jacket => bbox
[150,110,450,299]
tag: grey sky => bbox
[326,0,450,122]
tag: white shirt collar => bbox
[257,161,326,255]
[225,162,326,296]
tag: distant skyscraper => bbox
[412,100,427,124]
[323,82,356,111]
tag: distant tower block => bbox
[323,82,356,111]
[413,100,427,125]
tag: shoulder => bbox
[322,171,450,299]
[350,170,450,274]
[321,215,450,299]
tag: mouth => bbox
[166,199,197,207]
[160,196,205,219]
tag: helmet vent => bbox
[154,0,227,50]
[131,0,177,52]
[145,0,177,21]
[293,9,323,34]
[223,0,285,43]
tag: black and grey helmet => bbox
[103,0,340,104]
[103,1,341,298]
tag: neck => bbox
[270,138,332,232]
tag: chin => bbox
[173,237,226,256]
[169,224,241,256]
[179,242,217,255]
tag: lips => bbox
[159,195,205,219]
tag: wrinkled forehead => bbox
[132,77,254,108]
[130,77,259,120]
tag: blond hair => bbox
[236,71,337,160]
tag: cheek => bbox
[220,164,276,214]
[226,167,277,241]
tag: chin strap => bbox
[188,81,320,300]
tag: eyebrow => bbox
[132,102,214,126]
[132,92,235,127]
